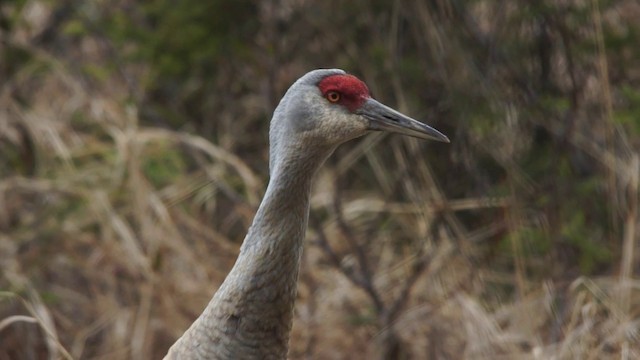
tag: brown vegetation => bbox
[1,0,639,359]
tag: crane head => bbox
[318,73,449,143]
[270,69,448,163]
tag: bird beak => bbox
[358,98,450,143]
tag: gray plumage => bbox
[165,69,448,359]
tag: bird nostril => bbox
[383,114,398,123]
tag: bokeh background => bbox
[1,0,639,359]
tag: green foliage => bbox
[61,18,86,37]
[104,0,258,82]
[522,227,552,256]
[141,142,187,188]
[1,44,34,86]
[614,85,640,134]
[40,291,61,305]
[81,63,112,82]
[561,211,611,273]
[517,142,613,275]
[347,308,376,326]
[0,142,25,175]
[0,0,29,32]
[49,0,259,134]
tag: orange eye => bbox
[326,91,341,103]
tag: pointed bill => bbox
[357,98,449,143]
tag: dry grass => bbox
[1,1,640,359]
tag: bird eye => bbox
[326,91,341,103]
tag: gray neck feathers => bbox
[165,144,334,359]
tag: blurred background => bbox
[1,0,639,359]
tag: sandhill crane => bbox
[165,69,449,359]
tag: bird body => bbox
[165,69,448,359]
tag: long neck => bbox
[166,142,334,359]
